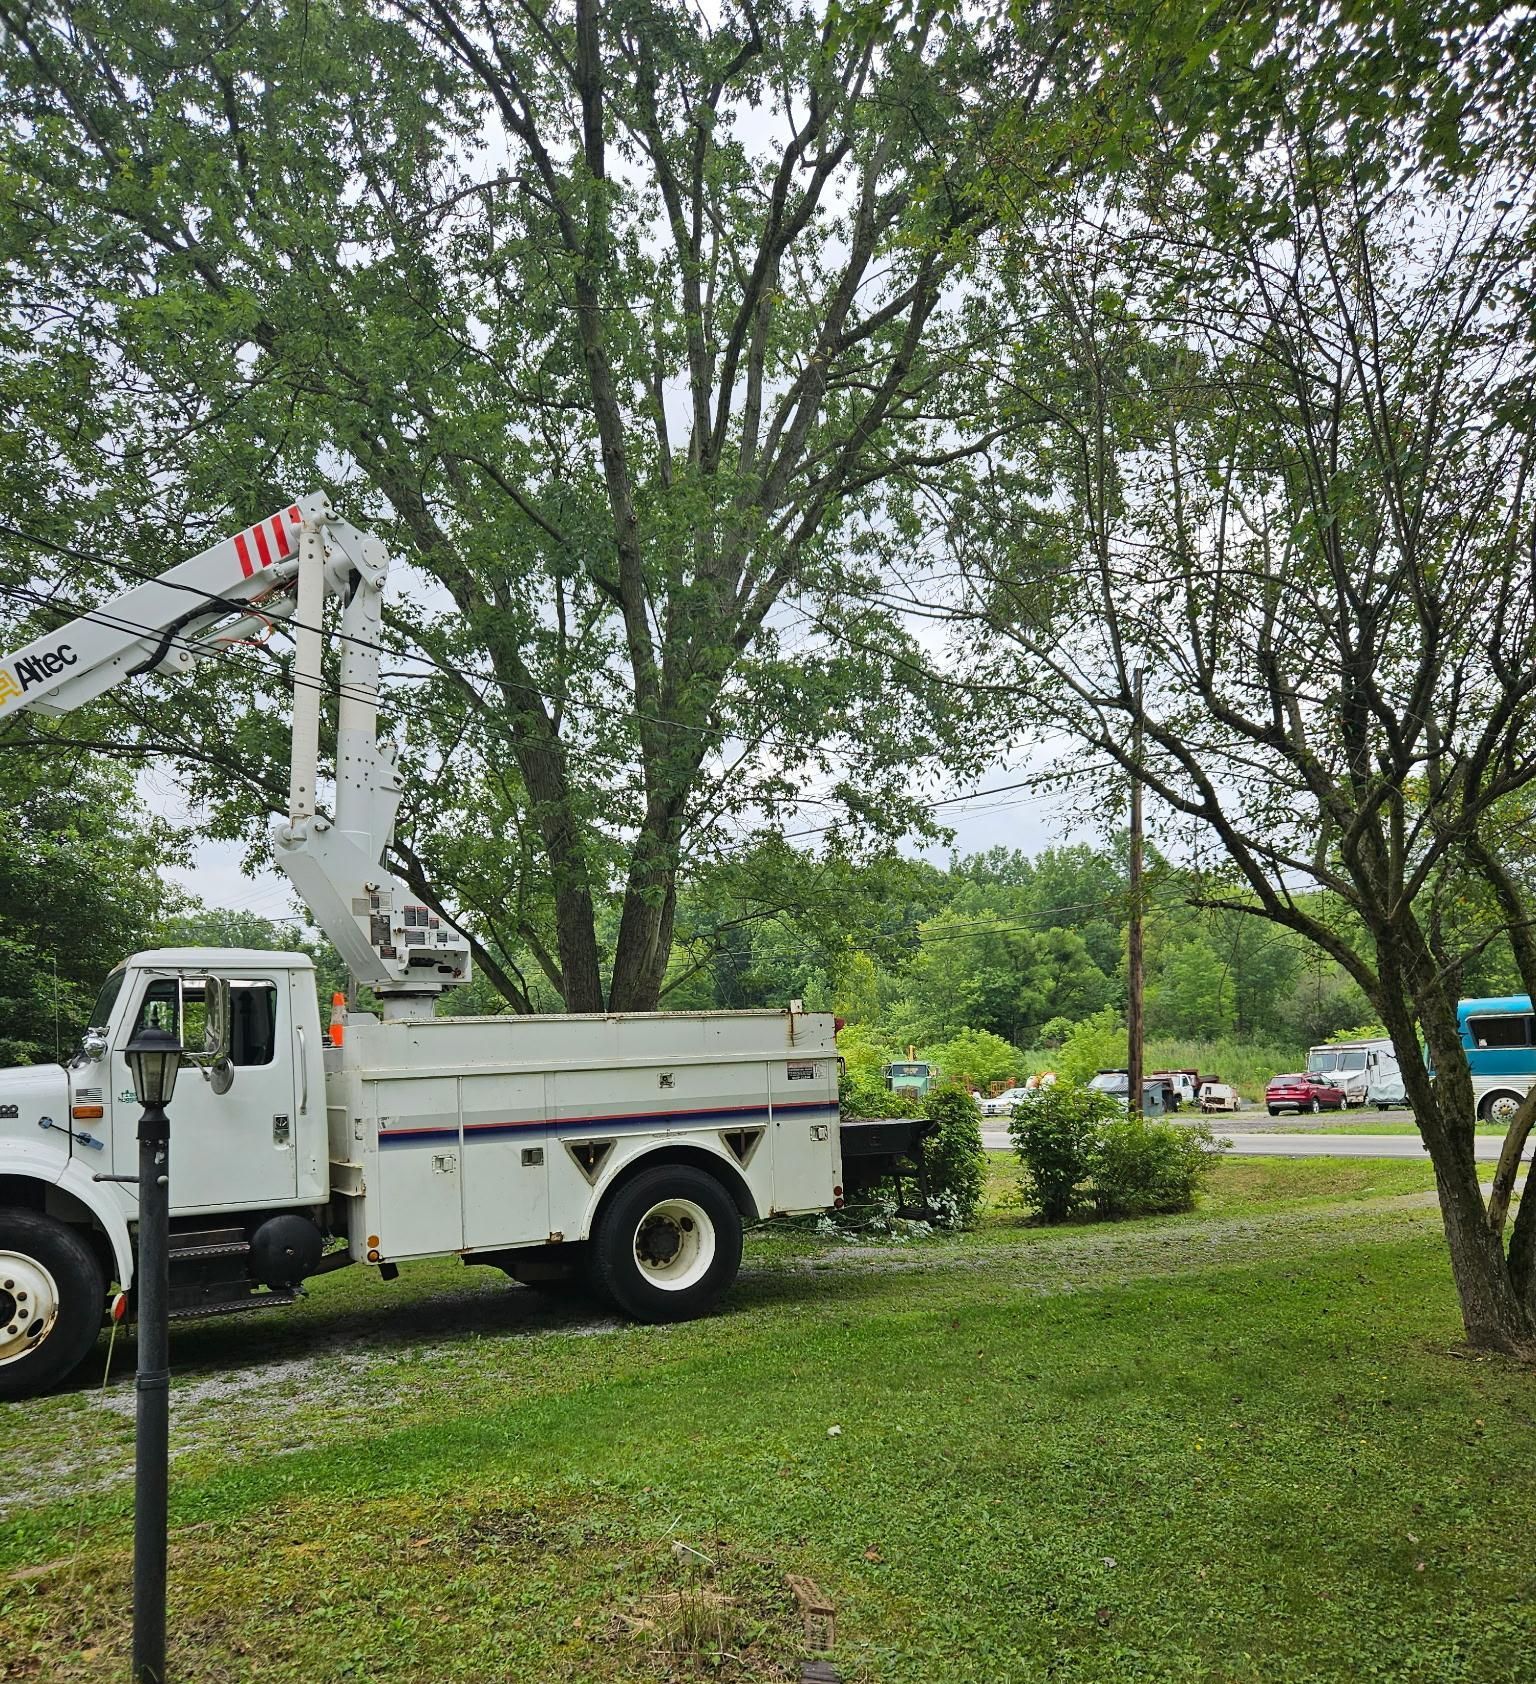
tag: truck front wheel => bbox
[0,1210,106,1400]
[589,1165,742,1323]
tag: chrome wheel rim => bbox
[0,1250,61,1367]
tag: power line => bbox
[0,524,864,764]
[0,572,1097,852]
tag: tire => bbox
[588,1165,742,1323]
[1479,1091,1523,1127]
[0,1210,106,1401]
[1267,1106,1279,1117]
[1309,1098,1322,1114]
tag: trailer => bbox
[0,496,915,1399]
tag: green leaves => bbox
[0,0,1050,1009]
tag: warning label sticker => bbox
[786,1062,817,1081]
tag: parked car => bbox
[1266,1071,1347,1115]
[1199,1081,1241,1113]
[1088,1069,1130,1099]
[981,1086,1027,1117]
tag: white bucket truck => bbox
[0,498,902,1399]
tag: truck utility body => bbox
[0,497,916,1399]
[33,949,842,1319]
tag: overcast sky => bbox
[155,765,1099,936]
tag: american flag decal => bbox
[234,505,303,579]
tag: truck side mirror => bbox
[182,977,234,1089]
[202,977,231,1062]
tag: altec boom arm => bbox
[0,493,471,997]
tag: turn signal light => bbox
[832,1185,843,1198]
[72,1104,104,1120]
[367,1248,381,1262]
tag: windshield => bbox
[1309,1050,1339,1072]
[88,967,125,1031]
[1336,1050,1367,1072]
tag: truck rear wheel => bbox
[0,1210,106,1400]
[588,1165,742,1323]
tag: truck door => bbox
[110,972,299,1213]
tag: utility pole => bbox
[1127,667,1146,1120]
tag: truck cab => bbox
[0,949,328,1397]
[68,949,329,1217]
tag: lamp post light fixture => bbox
[124,1022,182,1684]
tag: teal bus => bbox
[1458,995,1535,1124]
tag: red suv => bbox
[1266,1072,1347,1116]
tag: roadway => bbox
[978,1125,1525,1161]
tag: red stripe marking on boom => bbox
[234,533,254,578]
[271,515,290,557]
[253,523,273,568]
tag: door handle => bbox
[297,1024,308,1114]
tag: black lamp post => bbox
[125,1023,182,1684]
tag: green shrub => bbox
[839,1066,925,1120]
[922,1027,1024,1090]
[1092,1117,1224,1217]
[1008,1081,1121,1221]
[915,1085,985,1229]
[1050,1008,1127,1084]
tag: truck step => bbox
[169,1226,249,1262]
[168,1239,252,1263]
[168,1290,297,1323]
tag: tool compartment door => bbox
[461,1071,548,1249]
[374,1076,463,1258]
[769,1054,841,1211]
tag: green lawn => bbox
[3,1155,1533,1683]
[1244,1115,1505,1136]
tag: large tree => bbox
[0,740,181,1062]
[0,0,1125,1011]
[966,95,1536,1348]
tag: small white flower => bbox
[827,1424,843,1437]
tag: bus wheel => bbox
[589,1165,742,1323]
[1479,1091,1523,1127]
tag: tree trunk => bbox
[512,746,605,1013]
[1380,944,1536,1355]
[1424,1138,1536,1354]
[607,828,680,1012]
